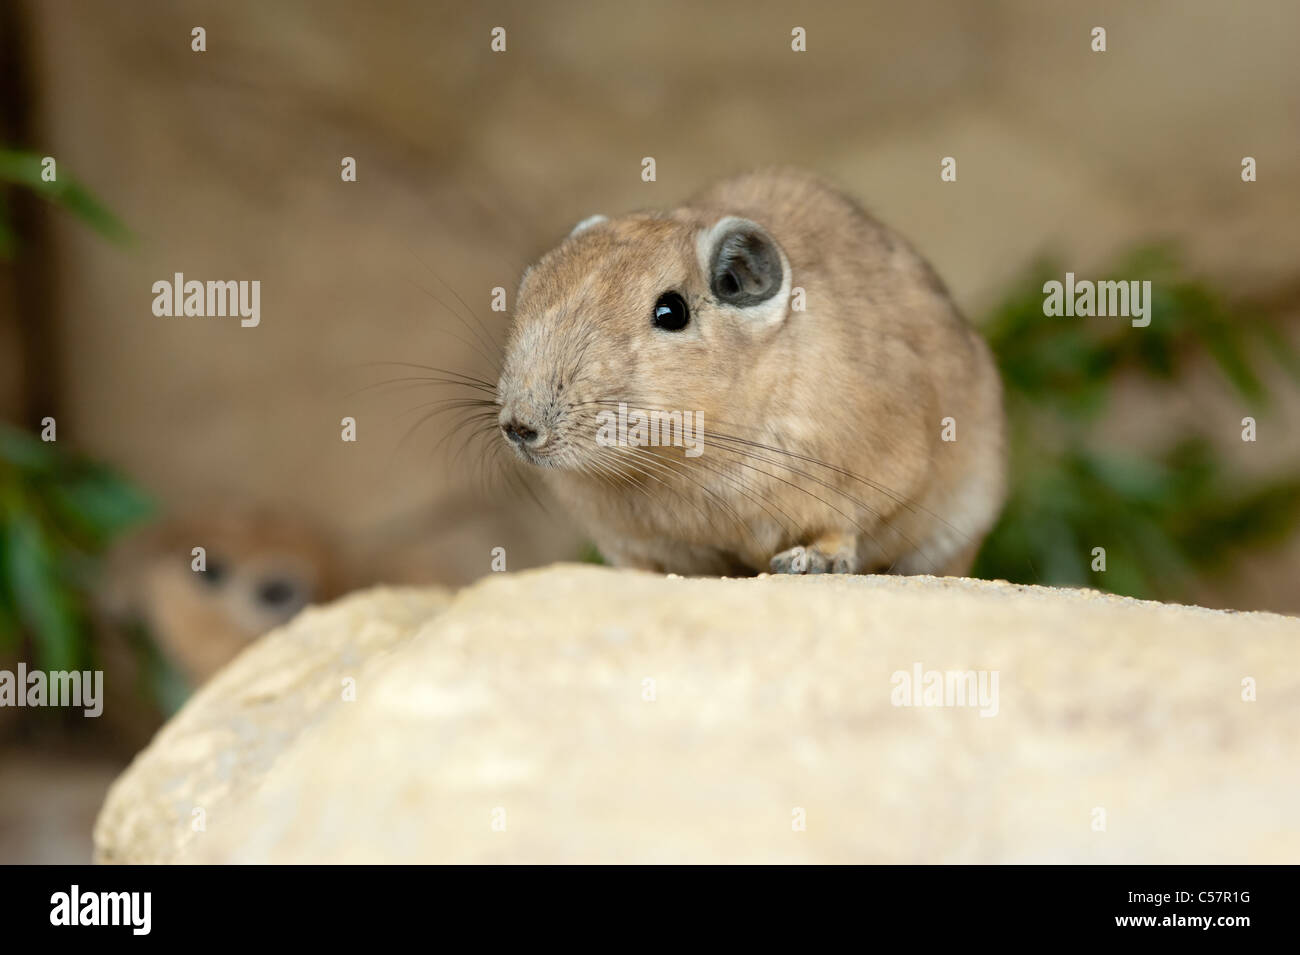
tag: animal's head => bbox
[112,508,337,684]
[496,210,792,470]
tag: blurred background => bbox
[2,0,1298,861]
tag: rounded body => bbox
[497,170,1005,576]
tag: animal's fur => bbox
[497,169,1006,576]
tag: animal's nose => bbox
[502,418,542,447]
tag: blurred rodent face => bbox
[497,211,790,470]
[122,509,336,684]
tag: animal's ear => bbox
[701,217,786,307]
[568,214,608,238]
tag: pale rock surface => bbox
[95,565,1300,863]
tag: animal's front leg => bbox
[769,531,862,575]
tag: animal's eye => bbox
[652,291,690,332]
[201,559,228,588]
[255,576,304,612]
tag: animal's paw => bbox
[769,544,857,575]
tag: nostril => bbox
[502,420,540,446]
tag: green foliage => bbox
[0,149,131,259]
[0,425,154,670]
[0,151,145,671]
[577,541,607,565]
[973,244,1300,600]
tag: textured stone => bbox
[95,566,1300,863]
[94,587,450,864]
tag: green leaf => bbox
[2,513,85,671]
[0,424,154,669]
[0,149,131,244]
[973,240,1300,603]
[0,422,59,472]
[577,542,606,565]
[48,464,155,546]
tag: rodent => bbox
[495,169,1006,577]
[101,506,337,685]
[84,505,336,753]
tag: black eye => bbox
[652,291,690,331]
[201,559,227,587]
[256,577,301,610]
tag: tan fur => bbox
[102,506,339,684]
[497,169,1006,577]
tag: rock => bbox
[93,586,451,863]
[95,565,1300,863]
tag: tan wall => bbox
[17,0,1300,600]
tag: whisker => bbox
[593,444,764,554]
[399,239,507,364]
[352,361,497,390]
[393,396,498,421]
[592,446,731,545]
[400,275,503,374]
[346,378,498,402]
[621,444,800,547]
[573,398,948,572]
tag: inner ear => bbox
[707,219,783,307]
